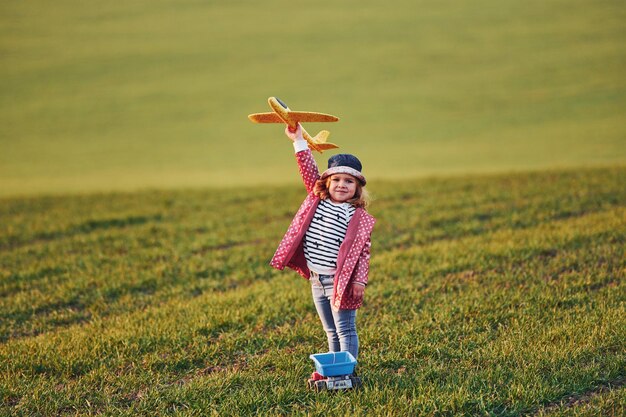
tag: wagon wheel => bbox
[314,380,327,392]
[350,375,362,389]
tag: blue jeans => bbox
[310,273,359,359]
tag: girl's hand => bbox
[285,124,303,142]
[349,283,365,300]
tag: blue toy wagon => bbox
[308,351,361,391]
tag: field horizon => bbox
[2,160,624,200]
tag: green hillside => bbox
[1,167,624,415]
[1,0,625,196]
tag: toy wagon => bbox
[308,351,362,391]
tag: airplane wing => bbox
[288,112,339,123]
[249,111,339,125]
[248,112,282,123]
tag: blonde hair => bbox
[313,175,370,209]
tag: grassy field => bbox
[1,0,625,196]
[1,0,625,414]
[1,166,624,415]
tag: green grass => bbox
[1,166,624,415]
[1,0,625,196]
[1,1,624,413]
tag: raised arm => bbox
[285,125,320,193]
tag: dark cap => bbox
[320,154,366,185]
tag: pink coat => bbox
[270,148,376,310]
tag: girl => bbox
[270,125,376,362]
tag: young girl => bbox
[270,125,376,362]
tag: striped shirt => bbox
[304,199,356,275]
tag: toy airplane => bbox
[248,97,340,153]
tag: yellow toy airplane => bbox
[248,97,340,153]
